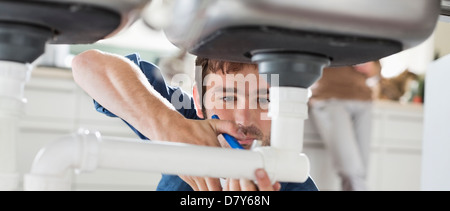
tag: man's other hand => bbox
[180,168,280,191]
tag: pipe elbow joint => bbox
[24,128,101,191]
[254,147,310,183]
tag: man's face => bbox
[201,65,271,149]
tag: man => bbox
[71,49,318,191]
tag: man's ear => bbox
[192,83,204,119]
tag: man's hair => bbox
[195,57,258,118]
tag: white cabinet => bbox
[304,100,424,191]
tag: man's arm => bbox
[71,49,246,146]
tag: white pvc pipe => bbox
[268,87,309,152]
[24,128,311,190]
[0,61,31,100]
[99,138,264,179]
[0,61,32,191]
[263,86,311,182]
[24,130,100,191]
[0,109,21,191]
[24,129,266,190]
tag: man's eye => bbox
[258,97,270,104]
[222,96,236,102]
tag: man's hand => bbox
[179,176,222,191]
[223,169,281,191]
[166,118,247,147]
[180,168,280,191]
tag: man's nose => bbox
[234,102,257,126]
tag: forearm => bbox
[71,49,184,141]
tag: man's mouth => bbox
[237,138,258,149]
